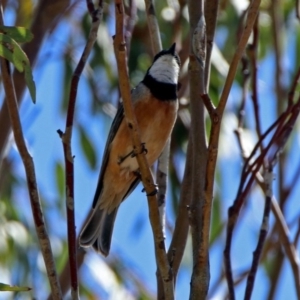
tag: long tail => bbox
[79,207,118,256]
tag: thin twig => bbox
[124,0,137,55]
[225,93,300,298]
[142,1,178,297]
[235,132,300,299]
[248,16,264,151]
[204,0,219,89]
[114,1,174,299]
[201,93,216,120]
[231,86,300,299]
[198,2,261,297]
[217,0,261,115]
[237,56,250,128]
[57,1,103,298]
[297,0,300,20]
[0,8,63,299]
[144,0,162,54]
[244,166,273,300]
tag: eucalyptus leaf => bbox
[0,33,36,103]
[0,282,31,292]
[0,33,24,71]
[79,125,97,170]
[24,63,36,103]
[0,26,34,43]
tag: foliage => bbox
[1,0,300,299]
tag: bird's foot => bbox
[131,143,148,158]
[117,151,134,164]
[118,143,148,165]
[142,184,158,196]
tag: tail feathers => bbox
[79,207,118,256]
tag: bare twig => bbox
[124,0,137,55]
[244,166,273,300]
[114,1,173,299]
[204,0,219,89]
[141,2,180,297]
[297,0,300,20]
[57,1,103,298]
[142,0,169,250]
[235,130,300,299]
[225,93,300,298]
[217,0,261,115]
[144,0,162,54]
[248,16,264,150]
[0,8,62,299]
[188,0,211,298]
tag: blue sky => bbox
[2,4,300,300]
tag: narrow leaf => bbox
[0,282,31,292]
[24,64,36,103]
[0,33,24,71]
[0,33,36,103]
[79,125,97,169]
[0,26,34,43]
[55,161,65,198]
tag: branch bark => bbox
[114,1,174,298]
[57,1,103,299]
[0,10,62,300]
[188,0,209,298]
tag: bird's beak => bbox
[169,43,176,55]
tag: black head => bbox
[152,43,181,68]
[142,43,180,101]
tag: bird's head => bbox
[147,43,181,85]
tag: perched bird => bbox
[79,43,181,256]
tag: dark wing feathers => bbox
[92,101,141,208]
[92,104,125,207]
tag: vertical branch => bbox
[142,3,181,297]
[217,0,261,115]
[248,16,264,145]
[114,1,174,299]
[244,166,273,300]
[203,2,260,296]
[188,0,210,298]
[57,1,103,299]
[0,10,63,300]
[204,0,219,90]
[144,0,162,53]
[189,0,260,297]
[142,0,167,239]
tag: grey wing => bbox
[92,102,140,208]
[92,104,125,208]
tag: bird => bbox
[79,43,181,256]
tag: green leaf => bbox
[0,33,25,71]
[0,33,36,103]
[79,125,97,170]
[24,63,36,103]
[0,26,34,43]
[0,282,31,292]
[55,161,65,198]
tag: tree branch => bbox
[114,1,174,298]
[0,11,62,300]
[57,1,103,299]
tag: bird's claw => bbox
[131,143,148,158]
[141,184,158,196]
[118,143,148,164]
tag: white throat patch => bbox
[148,55,179,84]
